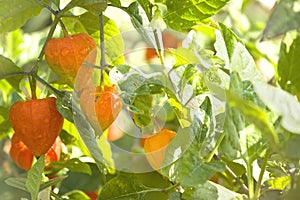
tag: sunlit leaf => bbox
[266,176,290,190]
[226,89,279,146]
[262,0,300,41]
[162,98,225,186]
[219,72,244,159]
[63,0,107,14]
[26,155,45,200]
[63,190,91,200]
[240,125,267,164]
[96,133,115,174]
[56,92,74,123]
[170,47,200,67]
[278,32,300,95]
[71,98,105,170]
[163,0,229,31]
[0,0,43,33]
[214,23,264,83]
[137,0,152,20]
[254,83,300,134]
[86,14,124,65]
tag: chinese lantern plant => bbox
[143,129,176,170]
[9,134,62,171]
[9,97,64,156]
[80,84,123,132]
[44,33,97,89]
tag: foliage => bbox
[1,0,300,200]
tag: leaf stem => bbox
[32,75,63,97]
[211,149,249,194]
[205,131,225,163]
[99,13,106,90]
[28,76,37,99]
[246,160,254,199]
[59,19,69,37]
[253,150,270,199]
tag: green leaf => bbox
[5,177,28,192]
[26,155,45,200]
[56,91,74,123]
[254,83,300,134]
[183,181,243,200]
[282,175,300,199]
[0,0,43,33]
[180,160,226,187]
[80,13,124,65]
[262,0,300,41]
[40,176,68,191]
[98,174,148,200]
[99,172,171,200]
[169,48,200,67]
[6,29,24,61]
[230,42,264,83]
[0,120,11,140]
[96,132,115,174]
[63,0,107,14]
[126,2,143,26]
[137,0,152,20]
[214,23,264,83]
[0,55,24,91]
[131,94,153,128]
[278,32,300,94]
[162,98,225,186]
[215,23,242,65]
[279,132,300,159]
[226,89,279,146]
[219,72,244,159]
[47,158,92,175]
[59,163,102,194]
[163,0,229,31]
[240,125,267,164]
[108,0,121,6]
[70,95,106,171]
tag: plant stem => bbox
[33,75,63,97]
[253,150,270,199]
[59,19,69,37]
[28,76,37,99]
[247,159,254,199]
[99,13,106,90]
[28,12,60,99]
[212,150,249,194]
[205,131,225,163]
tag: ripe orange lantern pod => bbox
[9,134,62,170]
[9,97,64,156]
[143,129,176,170]
[44,137,62,165]
[80,85,123,132]
[44,33,97,89]
[9,134,34,171]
